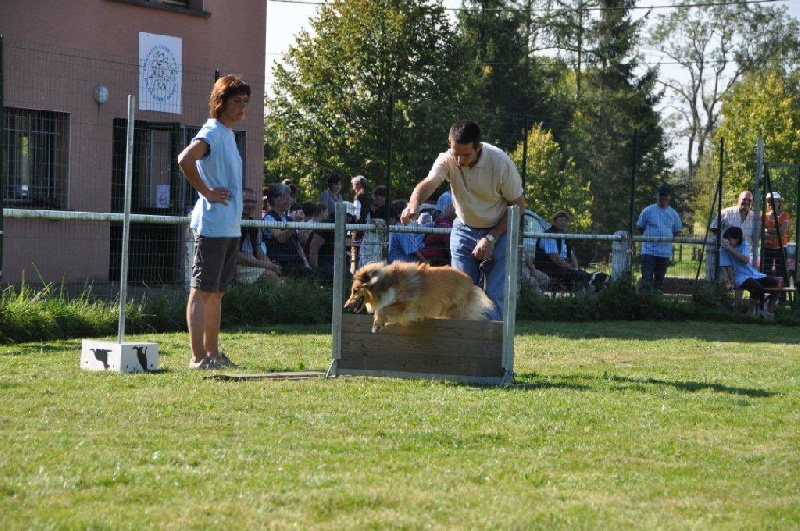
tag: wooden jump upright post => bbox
[327,204,520,385]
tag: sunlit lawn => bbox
[2,321,798,529]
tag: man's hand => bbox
[400,204,419,226]
[472,237,494,261]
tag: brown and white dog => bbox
[344,261,495,332]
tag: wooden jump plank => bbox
[339,314,504,377]
[341,314,503,358]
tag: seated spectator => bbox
[307,203,330,271]
[434,189,453,219]
[420,204,455,266]
[388,199,425,263]
[296,201,318,248]
[309,202,339,280]
[282,178,298,199]
[262,183,314,278]
[534,210,606,292]
[351,175,374,224]
[236,187,280,284]
[720,226,780,319]
[521,246,549,295]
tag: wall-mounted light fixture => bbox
[93,84,109,104]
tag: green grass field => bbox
[2,321,799,529]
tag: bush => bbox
[0,279,335,344]
[1,277,797,344]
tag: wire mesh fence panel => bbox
[4,34,794,304]
[1,35,264,292]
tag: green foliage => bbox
[517,279,799,325]
[0,280,333,344]
[455,0,561,153]
[265,0,475,201]
[510,124,590,228]
[0,283,118,343]
[562,1,670,234]
[3,278,797,344]
[648,1,800,178]
[221,279,333,327]
[695,69,800,230]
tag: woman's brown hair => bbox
[208,75,251,118]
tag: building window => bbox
[2,108,69,209]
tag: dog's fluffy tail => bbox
[456,285,495,320]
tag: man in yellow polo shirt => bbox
[401,120,525,320]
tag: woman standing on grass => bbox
[178,75,250,369]
[719,226,780,319]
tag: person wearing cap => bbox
[400,120,525,320]
[534,210,602,292]
[762,191,791,293]
[636,185,683,293]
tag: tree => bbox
[563,0,670,235]
[458,0,538,150]
[264,0,476,201]
[648,1,800,178]
[694,69,800,229]
[510,124,590,229]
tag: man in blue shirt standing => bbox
[636,185,683,293]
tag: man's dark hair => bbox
[374,185,387,198]
[327,171,342,185]
[449,120,481,147]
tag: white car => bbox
[522,209,550,257]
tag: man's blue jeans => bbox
[640,254,669,293]
[450,219,504,321]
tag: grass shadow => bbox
[511,372,774,398]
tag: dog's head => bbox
[344,262,385,313]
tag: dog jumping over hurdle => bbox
[344,261,495,332]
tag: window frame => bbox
[2,107,69,210]
[106,0,209,18]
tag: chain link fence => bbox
[3,36,794,302]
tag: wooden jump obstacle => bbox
[326,204,520,386]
